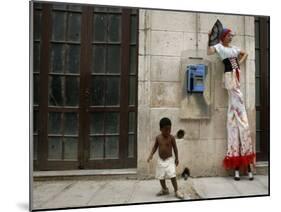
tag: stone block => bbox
[139,9,151,30]
[150,56,180,82]
[139,10,146,30]
[183,32,197,50]
[213,109,228,139]
[185,120,200,140]
[150,82,180,107]
[214,79,228,108]
[246,59,256,84]
[245,36,255,60]
[138,81,150,106]
[138,29,151,56]
[137,106,152,147]
[150,10,196,32]
[198,32,209,50]
[150,30,184,56]
[138,55,150,81]
[231,35,245,50]
[247,83,256,110]
[215,139,227,156]
[199,109,227,139]
[244,16,255,36]
[176,140,193,172]
[247,108,256,135]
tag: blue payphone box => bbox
[186,64,206,93]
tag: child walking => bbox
[147,117,184,199]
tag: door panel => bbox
[255,17,269,161]
[33,2,138,170]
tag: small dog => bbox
[181,167,190,180]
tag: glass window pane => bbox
[130,46,137,74]
[108,15,121,42]
[51,44,65,73]
[90,136,104,159]
[33,110,39,133]
[67,13,81,41]
[48,137,62,160]
[256,111,261,130]
[64,113,78,135]
[91,76,105,106]
[255,77,261,106]
[66,45,80,73]
[34,10,42,40]
[52,11,66,41]
[105,112,119,134]
[34,43,40,73]
[90,112,104,134]
[105,136,119,159]
[93,14,107,42]
[128,112,135,133]
[105,77,120,105]
[107,46,121,73]
[92,45,106,73]
[130,15,137,44]
[255,50,260,76]
[33,135,38,160]
[49,76,63,106]
[255,21,260,49]
[65,76,79,106]
[63,137,78,160]
[128,134,134,158]
[48,112,62,134]
[129,76,136,105]
[33,74,39,105]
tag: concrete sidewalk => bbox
[32,175,269,210]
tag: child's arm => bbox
[171,136,179,166]
[147,138,158,162]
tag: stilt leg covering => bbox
[223,153,256,169]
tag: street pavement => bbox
[32,175,268,210]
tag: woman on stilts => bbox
[207,27,255,181]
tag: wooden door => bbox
[32,2,138,170]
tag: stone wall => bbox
[137,9,256,178]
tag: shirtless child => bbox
[147,117,184,199]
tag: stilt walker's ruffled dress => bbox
[213,43,255,169]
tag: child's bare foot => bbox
[175,190,184,199]
[156,188,169,196]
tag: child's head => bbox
[159,117,172,137]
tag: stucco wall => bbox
[137,9,256,178]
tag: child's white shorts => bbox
[155,157,176,180]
